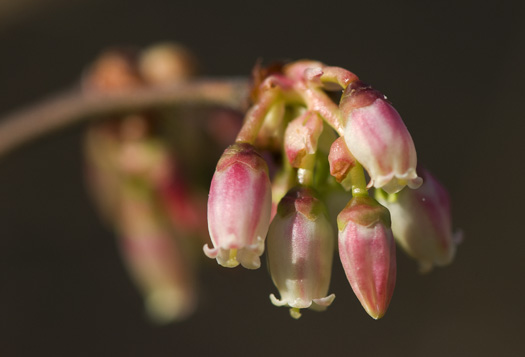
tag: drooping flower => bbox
[84,114,199,323]
[267,187,335,319]
[376,167,462,273]
[205,143,272,269]
[340,81,422,194]
[338,196,396,319]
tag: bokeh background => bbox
[0,1,524,356]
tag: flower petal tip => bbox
[269,294,287,307]
[368,310,384,320]
[203,244,218,259]
[362,302,390,320]
[236,241,263,269]
[378,172,423,194]
[312,294,336,308]
[407,176,423,190]
[238,255,261,270]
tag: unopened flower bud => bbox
[205,143,272,269]
[338,196,396,319]
[341,81,422,194]
[284,111,324,168]
[376,167,462,273]
[268,187,335,319]
[328,136,356,189]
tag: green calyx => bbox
[337,195,391,231]
[276,186,327,222]
[216,142,269,173]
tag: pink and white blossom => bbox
[267,187,335,318]
[205,143,272,269]
[376,167,462,273]
[341,81,422,194]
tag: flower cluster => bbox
[82,46,460,321]
[206,60,460,319]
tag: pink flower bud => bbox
[267,187,335,319]
[284,110,324,168]
[376,167,462,273]
[205,143,272,269]
[337,196,396,319]
[340,81,422,194]
[328,136,356,185]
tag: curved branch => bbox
[0,77,250,158]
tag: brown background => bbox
[0,1,524,356]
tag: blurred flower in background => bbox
[82,44,241,323]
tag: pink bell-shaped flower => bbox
[205,143,272,269]
[376,167,462,273]
[338,196,396,319]
[340,81,422,194]
[267,187,335,319]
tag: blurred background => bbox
[0,0,524,356]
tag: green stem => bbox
[297,154,315,187]
[235,89,280,144]
[349,162,368,197]
[301,87,345,136]
[319,66,359,89]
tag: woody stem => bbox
[0,77,249,158]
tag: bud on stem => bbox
[338,196,396,319]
